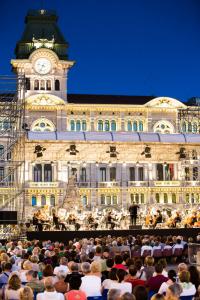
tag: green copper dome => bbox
[15,9,68,60]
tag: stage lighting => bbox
[106,146,119,158]
[34,144,46,158]
[141,146,151,158]
[176,147,186,159]
[66,144,79,155]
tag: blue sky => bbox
[1,0,200,101]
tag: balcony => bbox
[128,181,149,187]
[153,181,181,187]
[182,181,200,187]
[27,182,59,188]
[78,182,90,188]
[98,181,120,188]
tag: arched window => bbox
[40,80,45,90]
[76,120,81,131]
[188,122,192,132]
[98,120,103,131]
[26,78,30,90]
[50,194,55,206]
[111,120,116,131]
[127,121,132,131]
[33,164,42,182]
[193,123,198,133]
[82,195,87,206]
[182,122,187,132]
[112,195,117,205]
[70,120,75,131]
[141,194,145,203]
[164,193,168,203]
[31,118,55,132]
[133,121,137,131]
[185,193,190,203]
[139,121,143,132]
[41,195,46,206]
[31,195,37,206]
[55,79,60,91]
[82,120,87,131]
[156,193,160,203]
[44,164,52,182]
[0,145,4,156]
[135,194,139,204]
[101,194,105,205]
[172,193,176,204]
[46,80,51,91]
[34,80,39,90]
[105,120,110,131]
[154,120,174,134]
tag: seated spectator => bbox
[133,285,148,300]
[188,265,200,297]
[102,258,114,279]
[134,259,146,281]
[152,241,162,254]
[102,268,119,291]
[178,270,196,297]
[19,286,34,300]
[93,246,102,261]
[146,263,168,293]
[120,292,136,300]
[115,269,132,295]
[177,262,188,274]
[153,259,168,277]
[165,283,183,300]
[64,276,86,300]
[26,270,45,293]
[158,269,176,295]
[151,293,165,300]
[64,262,83,286]
[54,257,69,276]
[19,260,33,283]
[113,255,127,270]
[172,239,183,254]
[36,276,64,300]
[125,265,145,290]
[0,262,12,286]
[143,256,154,281]
[80,262,101,297]
[107,289,121,300]
[30,255,39,271]
[141,241,152,256]
[42,264,57,284]
[54,270,68,294]
[4,273,22,300]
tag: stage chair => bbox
[102,289,109,300]
[152,249,162,258]
[163,248,172,257]
[141,250,152,258]
[148,290,156,300]
[131,249,141,258]
[173,248,183,257]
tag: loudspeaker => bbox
[129,225,142,230]
[0,211,17,224]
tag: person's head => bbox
[188,265,200,285]
[59,257,68,265]
[107,289,121,300]
[114,255,123,264]
[43,264,54,277]
[95,246,102,255]
[144,256,154,267]
[120,292,136,300]
[26,270,38,282]
[71,262,79,272]
[128,265,137,277]
[158,258,167,269]
[57,270,67,281]
[30,255,38,264]
[44,276,55,292]
[168,269,177,283]
[179,270,190,283]
[8,273,21,290]
[22,260,33,271]
[166,283,183,299]
[91,261,101,273]
[177,263,188,273]
[133,285,148,300]
[19,286,34,300]
[69,275,82,290]
[109,268,118,281]
[81,262,91,274]
[151,294,165,300]
[106,258,114,269]
[155,263,163,275]
[4,262,12,272]
[116,269,127,283]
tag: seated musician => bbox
[106,211,115,229]
[53,212,60,229]
[88,213,98,230]
[174,212,182,227]
[153,210,162,228]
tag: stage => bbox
[27,227,200,242]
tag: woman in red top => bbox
[125,265,145,292]
[65,276,86,300]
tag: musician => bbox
[106,211,115,229]
[129,203,139,226]
[53,212,60,229]
[153,210,162,228]
[173,212,182,227]
[88,213,98,230]
[33,211,43,231]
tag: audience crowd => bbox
[0,234,198,300]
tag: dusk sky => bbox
[1,0,200,101]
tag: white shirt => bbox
[158,281,172,294]
[37,291,65,300]
[102,280,132,295]
[53,265,69,276]
[80,275,101,297]
[141,245,152,256]
[180,282,196,296]
[153,269,168,277]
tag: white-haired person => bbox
[37,277,64,300]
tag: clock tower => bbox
[11,9,75,102]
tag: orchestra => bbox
[28,204,200,231]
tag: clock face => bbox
[34,58,52,75]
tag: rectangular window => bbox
[33,164,42,182]
[156,164,163,180]
[164,164,174,180]
[80,168,87,182]
[101,194,105,205]
[129,167,135,181]
[110,167,116,181]
[106,195,111,205]
[112,195,117,205]
[100,167,106,181]
[138,167,144,181]
[44,164,52,182]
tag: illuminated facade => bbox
[1,9,200,218]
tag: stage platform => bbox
[27,227,200,242]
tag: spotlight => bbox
[106,146,119,158]
[176,147,186,159]
[66,144,79,155]
[141,146,151,158]
[34,145,46,158]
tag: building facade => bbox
[1,9,200,218]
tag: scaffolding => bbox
[0,75,26,220]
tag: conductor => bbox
[129,203,139,226]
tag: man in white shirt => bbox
[172,239,183,254]
[141,241,152,256]
[80,262,101,297]
[53,257,69,276]
[37,277,64,300]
